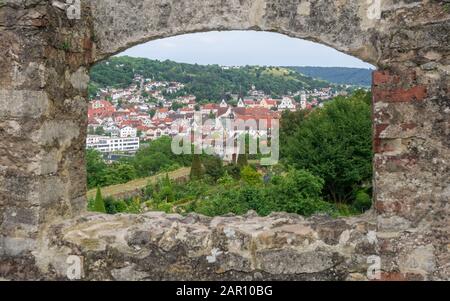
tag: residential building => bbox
[260,98,278,109]
[278,97,296,111]
[86,135,140,153]
[120,126,137,138]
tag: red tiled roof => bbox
[202,103,217,109]
[262,99,277,105]
[120,119,142,127]
[88,118,99,125]
[137,126,150,131]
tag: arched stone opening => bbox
[0,0,448,280]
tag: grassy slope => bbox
[87,167,191,199]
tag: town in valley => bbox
[87,70,361,161]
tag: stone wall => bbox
[32,212,379,281]
[0,0,448,280]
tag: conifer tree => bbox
[94,187,107,213]
[190,154,203,180]
[237,153,248,168]
[237,139,249,168]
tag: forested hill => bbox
[289,66,373,86]
[89,56,330,101]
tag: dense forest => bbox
[89,56,330,101]
[88,91,374,217]
[290,66,373,86]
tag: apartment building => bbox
[86,135,140,153]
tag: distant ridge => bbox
[289,66,373,86]
[89,56,330,101]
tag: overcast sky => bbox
[119,31,375,69]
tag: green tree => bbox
[237,153,248,168]
[100,162,137,187]
[86,149,106,189]
[94,126,105,136]
[190,154,203,180]
[171,102,184,111]
[280,109,307,140]
[203,155,224,182]
[282,91,373,203]
[93,187,106,213]
[132,136,191,177]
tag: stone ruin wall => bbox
[0,0,448,280]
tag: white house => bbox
[278,97,296,111]
[104,125,120,137]
[153,108,169,120]
[120,126,137,138]
[187,100,197,109]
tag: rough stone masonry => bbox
[0,0,448,280]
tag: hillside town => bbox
[87,74,345,158]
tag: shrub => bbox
[104,196,117,214]
[353,190,372,213]
[240,166,262,186]
[156,202,173,213]
[114,200,128,213]
[217,171,234,185]
[224,164,241,179]
[143,182,154,199]
[264,169,334,216]
[126,197,142,214]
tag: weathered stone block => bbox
[0,90,49,118]
[0,237,37,257]
[399,245,436,278]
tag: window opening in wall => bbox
[85,31,375,218]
